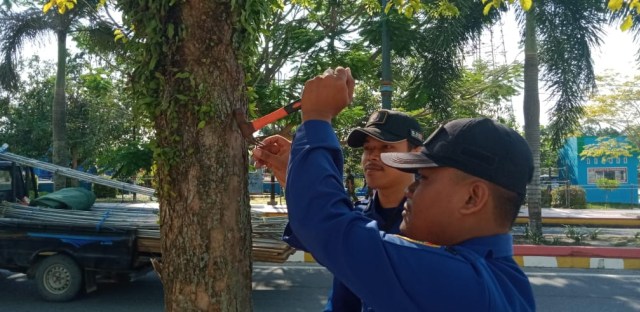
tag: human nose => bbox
[364,149,381,161]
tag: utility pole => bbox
[380,0,392,109]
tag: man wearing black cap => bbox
[253,109,424,312]
[283,66,535,311]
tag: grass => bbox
[586,202,640,209]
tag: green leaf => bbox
[167,23,174,38]
[520,0,532,11]
[149,55,158,71]
[621,14,633,31]
[197,120,206,129]
[483,3,493,16]
[608,0,624,11]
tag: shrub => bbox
[551,185,586,209]
[564,225,587,244]
[93,184,117,198]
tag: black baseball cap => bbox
[347,109,424,148]
[380,118,533,199]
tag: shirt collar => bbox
[457,234,514,258]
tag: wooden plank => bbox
[137,237,296,263]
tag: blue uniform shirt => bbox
[284,120,536,312]
[324,193,405,312]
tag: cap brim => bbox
[347,128,407,148]
[380,152,439,173]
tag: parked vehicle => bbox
[0,160,159,301]
[541,174,561,189]
[0,146,294,301]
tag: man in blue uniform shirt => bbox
[284,66,535,311]
[254,109,424,311]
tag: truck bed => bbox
[1,202,295,264]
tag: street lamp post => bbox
[380,0,392,109]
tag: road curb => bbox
[513,245,640,270]
[287,246,640,270]
[514,217,640,228]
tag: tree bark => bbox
[52,29,68,191]
[157,1,253,311]
[523,8,542,237]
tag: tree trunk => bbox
[523,8,542,237]
[52,29,68,191]
[156,1,253,311]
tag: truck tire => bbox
[35,254,83,302]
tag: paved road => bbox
[252,264,640,312]
[0,269,164,312]
[2,265,639,311]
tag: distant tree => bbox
[0,0,118,190]
[539,125,558,170]
[579,136,634,162]
[0,56,56,158]
[595,177,619,207]
[581,73,640,149]
[450,60,522,126]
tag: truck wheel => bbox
[35,254,83,302]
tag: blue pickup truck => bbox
[0,161,157,301]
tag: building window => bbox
[624,157,628,164]
[616,157,620,164]
[586,158,590,164]
[594,158,598,164]
[608,158,613,164]
[587,167,628,184]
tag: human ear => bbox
[460,181,489,215]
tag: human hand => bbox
[301,66,355,122]
[252,135,291,185]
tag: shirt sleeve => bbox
[285,120,422,311]
[324,277,362,312]
[284,121,534,312]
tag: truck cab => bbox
[0,160,28,203]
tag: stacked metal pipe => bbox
[0,201,294,262]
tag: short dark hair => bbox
[489,184,523,228]
[454,171,522,228]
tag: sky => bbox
[22,9,640,129]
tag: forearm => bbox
[284,120,416,311]
[285,120,349,246]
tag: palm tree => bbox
[401,1,504,120]
[517,0,606,236]
[0,1,113,190]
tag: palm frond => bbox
[0,8,54,91]
[535,0,607,148]
[404,0,503,121]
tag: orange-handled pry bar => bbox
[251,99,301,131]
[233,99,302,144]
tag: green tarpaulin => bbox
[30,187,96,211]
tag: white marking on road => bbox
[590,258,624,269]
[523,256,557,268]
[526,272,640,278]
[255,264,640,280]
